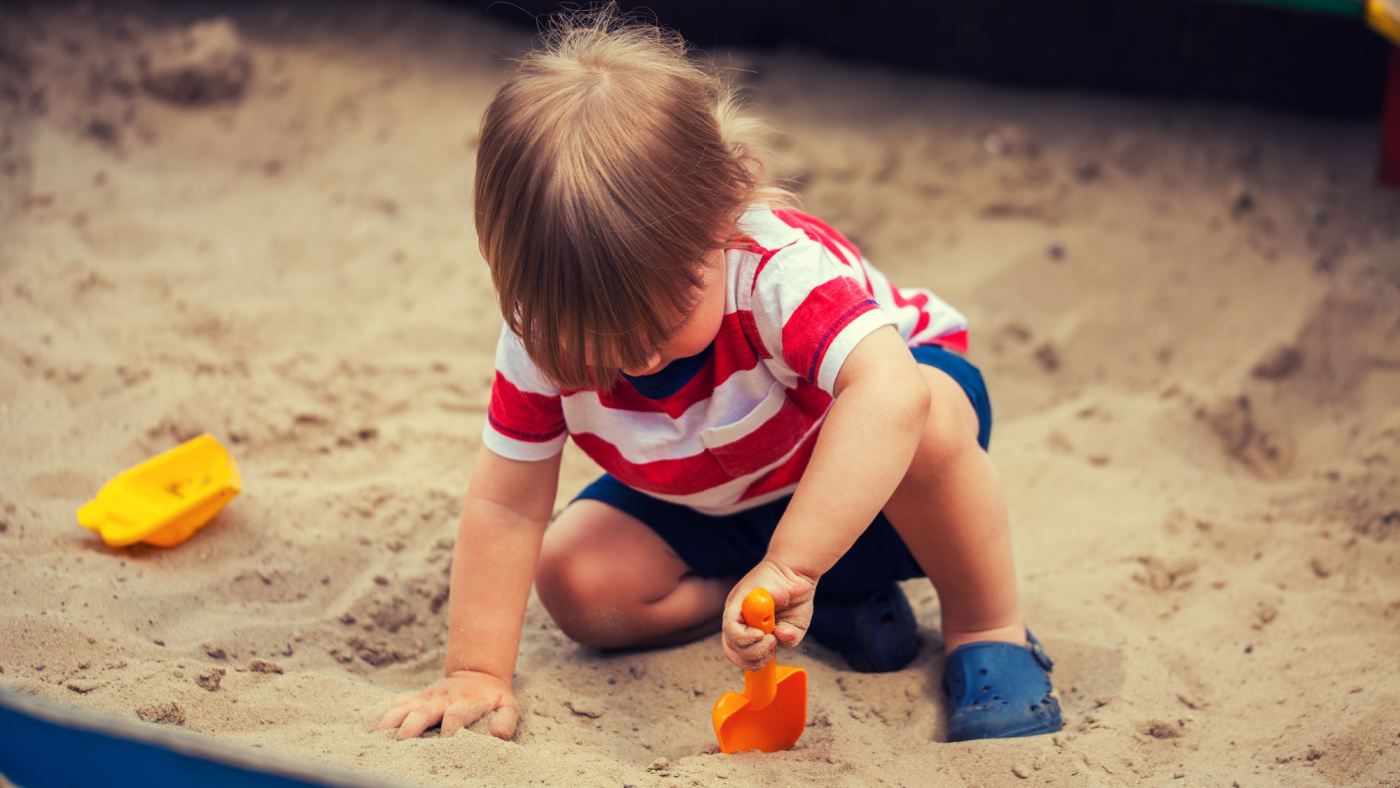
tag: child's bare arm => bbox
[722,326,930,669]
[376,447,561,739]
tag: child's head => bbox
[474,8,776,390]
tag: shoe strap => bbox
[1025,630,1054,672]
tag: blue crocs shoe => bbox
[943,630,1063,741]
[808,583,922,673]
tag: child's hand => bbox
[721,559,818,672]
[374,669,519,740]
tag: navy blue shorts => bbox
[572,345,991,596]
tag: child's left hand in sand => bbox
[374,669,519,740]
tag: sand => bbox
[2,3,1399,786]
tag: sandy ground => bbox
[2,2,1400,786]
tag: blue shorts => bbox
[572,345,991,596]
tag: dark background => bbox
[451,0,1392,117]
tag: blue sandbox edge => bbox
[0,689,407,788]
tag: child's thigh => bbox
[536,499,695,600]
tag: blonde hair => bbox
[474,7,785,390]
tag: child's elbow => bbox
[903,366,933,431]
[867,360,931,435]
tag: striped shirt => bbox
[483,206,968,514]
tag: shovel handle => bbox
[740,588,778,710]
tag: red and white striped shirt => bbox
[484,206,968,514]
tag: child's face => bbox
[618,249,727,377]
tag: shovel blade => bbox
[713,666,807,754]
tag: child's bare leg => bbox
[881,366,1026,654]
[535,500,731,649]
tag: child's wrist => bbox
[758,553,822,589]
[445,665,511,684]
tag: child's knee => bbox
[535,541,628,648]
[535,543,594,625]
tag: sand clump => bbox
[139,18,251,106]
[1,2,1399,787]
[196,667,225,691]
[136,701,186,726]
[247,659,283,675]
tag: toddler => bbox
[377,9,1061,744]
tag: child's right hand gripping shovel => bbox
[712,588,808,753]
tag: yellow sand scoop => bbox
[78,434,241,548]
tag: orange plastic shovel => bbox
[712,587,808,754]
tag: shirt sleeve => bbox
[748,237,895,395]
[482,324,568,461]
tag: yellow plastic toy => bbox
[78,434,241,548]
[1367,0,1400,45]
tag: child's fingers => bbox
[374,704,415,731]
[779,597,814,627]
[396,701,448,739]
[723,613,765,648]
[730,625,764,649]
[722,638,752,670]
[724,631,775,671]
[723,621,771,667]
[772,594,813,649]
[773,621,806,649]
[488,697,521,740]
[440,698,493,737]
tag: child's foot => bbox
[808,583,921,673]
[942,630,1063,741]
